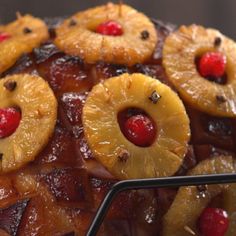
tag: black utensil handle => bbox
[86,173,236,236]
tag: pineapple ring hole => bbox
[95,20,123,36]
[73,19,121,33]
[0,106,21,139]
[197,193,229,234]
[76,19,124,37]
[117,107,157,147]
[195,50,228,85]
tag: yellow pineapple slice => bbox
[224,181,236,236]
[163,24,236,117]
[0,74,57,173]
[163,156,236,236]
[82,73,190,179]
[54,3,157,66]
[0,15,49,74]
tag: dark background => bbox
[1,0,236,39]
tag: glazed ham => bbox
[0,3,236,236]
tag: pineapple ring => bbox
[82,73,190,179]
[163,156,236,236]
[0,15,49,74]
[54,3,157,66]
[163,24,236,117]
[0,74,57,173]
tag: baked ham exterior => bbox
[0,15,235,236]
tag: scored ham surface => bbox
[0,18,235,236]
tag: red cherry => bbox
[198,52,226,78]
[96,20,123,36]
[123,114,156,147]
[0,32,11,42]
[198,207,229,236]
[0,108,21,138]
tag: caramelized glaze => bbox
[0,19,235,236]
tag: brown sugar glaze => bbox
[0,19,236,236]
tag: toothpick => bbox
[16,11,22,20]
[184,225,196,235]
[104,3,110,21]
[119,0,123,17]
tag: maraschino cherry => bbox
[96,20,123,36]
[198,52,226,78]
[0,32,11,43]
[198,207,229,236]
[123,114,156,147]
[0,108,21,138]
